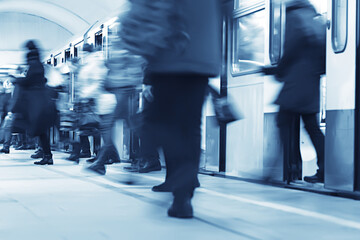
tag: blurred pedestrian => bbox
[11,40,57,165]
[67,44,102,163]
[121,0,222,218]
[87,36,145,174]
[262,0,326,183]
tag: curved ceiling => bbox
[0,0,128,66]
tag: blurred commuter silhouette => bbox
[0,77,15,154]
[11,40,57,164]
[262,0,326,183]
[87,30,145,174]
[66,44,102,163]
[120,0,221,218]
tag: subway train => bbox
[44,0,360,197]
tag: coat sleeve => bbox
[275,11,307,80]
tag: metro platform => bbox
[0,149,359,240]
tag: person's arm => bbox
[275,12,306,80]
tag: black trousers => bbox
[39,132,51,155]
[144,74,208,199]
[140,98,160,166]
[277,110,325,181]
[80,135,101,155]
[95,114,120,165]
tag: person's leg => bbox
[1,128,11,153]
[34,132,53,165]
[93,134,101,156]
[277,110,301,183]
[139,99,162,174]
[79,136,91,157]
[88,114,119,174]
[149,75,208,218]
[302,113,325,182]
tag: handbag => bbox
[119,0,189,58]
[77,102,100,136]
[208,85,243,125]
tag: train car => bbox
[211,0,359,196]
[44,0,360,197]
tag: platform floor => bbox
[0,149,359,240]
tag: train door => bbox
[226,0,266,178]
[95,31,102,50]
[325,0,357,191]
[356,0,360,192]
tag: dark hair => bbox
[25,40,38,50]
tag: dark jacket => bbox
[12,58,56,136]
[270,2,324,114]
[146,0,221,77]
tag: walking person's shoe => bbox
[105,151,121,165]
[152,182,173,192]
[34,154,53,165]
[123,158,140,172]
[15,145,27,150]
[304,172,324,183]
[168,197,193,219]
[67,142,80,162]
[0,148,10,154]
[79,151,91,158]
[87,163,106,175]
[31,149,43,159]
[139,160,161,173]
[86,157,97,163]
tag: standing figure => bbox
[262,0,326,183]
[11,40,57,165]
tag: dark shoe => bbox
[139,161,161,173]
[152,182,172,192]
[31,150,43,159]
[79,151,91,158]
[105,158,121,165]
[168,198,193,219]
[0,148,10,154]
[304,173,324,183]
[67,153,79,161]
[123,165,139,172]
[26,144,36,150]
[86,157,97,163]
[15,145,27,150]
[34,155,53,165]
[87,164,106,175]
[105,151,121,165]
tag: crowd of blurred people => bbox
[0,0,326,219]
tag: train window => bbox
[95,31,103,49]
[332,0,348,53]
[234,0,263,10]
[269,0,283,65]
[54,58,58,67]
[232,9,265,75]
[64,49,71,62]
[74,47,78,58]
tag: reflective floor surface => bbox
[0,149,359,240]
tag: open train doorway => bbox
[95,31,102,50]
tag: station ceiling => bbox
[0,0,127,66]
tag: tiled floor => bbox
[0,149,359,240]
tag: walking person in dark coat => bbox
[262,0,326,183]
[11,40,57,165]
[122,0,221,218]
